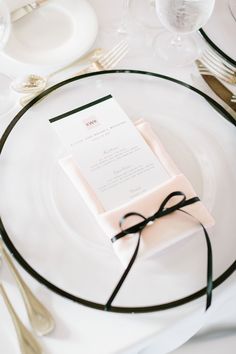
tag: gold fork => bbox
[0,282,42,354]
[199,47,236,84]
[0,240,55,336]
[74,39,129,75]
[20,40,129,106]
[231,94,236,102]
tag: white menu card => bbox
[50,95,170,210]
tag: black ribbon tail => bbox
[203,224,213,310]
[104,233,141,311]
[180,210,213,310]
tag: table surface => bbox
[0,1,235,353]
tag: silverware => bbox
[12,48,103,95]
[19,40,129,106]
[200,47,236,84]
[0,282,42,354]
[0,240,55,336]
[231,94,236,102]
[74,39,128,75]
[11,0,47,23]
[196,59,236,112]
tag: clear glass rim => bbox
[0,0,11,49]
[199,28,236,66]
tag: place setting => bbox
[0,1,235,354]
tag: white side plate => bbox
[3,0,98,67]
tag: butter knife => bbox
[198,69,236,113]
[11,0,47,23]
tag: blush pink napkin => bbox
[59,119,214,266]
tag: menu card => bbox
[49,95,170,210]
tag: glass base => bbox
[0,74,15,114]
[153,31,200,67]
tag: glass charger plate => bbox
[200,0,236,66]
[0,70,235,313]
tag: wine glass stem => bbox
[171,34,183,48]
[117,0,130,33]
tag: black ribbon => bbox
[105,191,213,311]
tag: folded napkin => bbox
[60,119,214,266]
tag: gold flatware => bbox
[0,240,55,336]
[12,48,103,95]
[200,47,236,84]
[196,59,236,113]
[19,40,128,106]
[0,282,42,354]
[74,39,129,76]
[11,0,47,23]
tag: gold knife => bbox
[197,62,236,112]
[11,0,47,23]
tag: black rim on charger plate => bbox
[199,28,236,67]
[0,69,235,314]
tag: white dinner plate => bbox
[3,0,98,67]
[0,71,235,317]
[200,0,236,65]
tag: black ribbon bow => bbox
[105,191,213,312]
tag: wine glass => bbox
[0,0,15,114]
[154,0,215,66]
[117,0,161,36]
[116,0,130,34]
[127,0,161,30]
